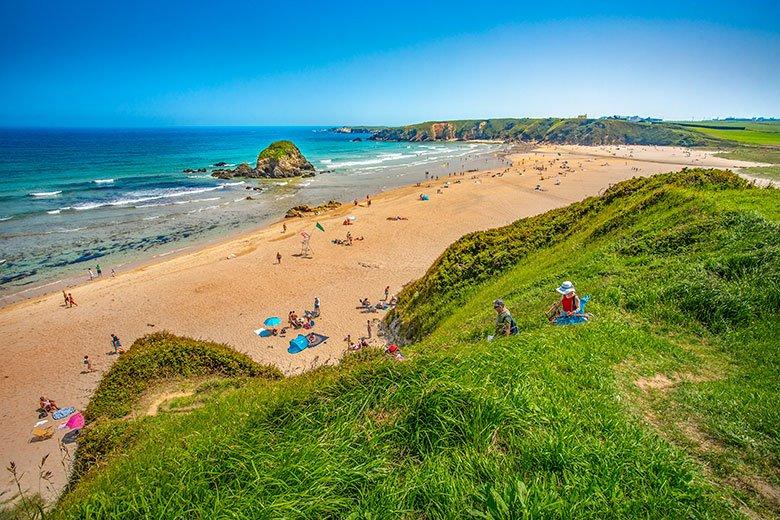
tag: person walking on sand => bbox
[87,268,94,280]
[96,264,102,277]
[276,252,282,264]
[83,355,95,373]
[367,319,372,339]
[314,297,321,316]
[111,334,122,354]
[68,293,78,307]
[111,268,116,277]
[282,223,287,234]
[63,290,70,308]
[384,286,390,301]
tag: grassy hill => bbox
[369,118,712,147]
[49,170,779,519]
[673,121,780,147]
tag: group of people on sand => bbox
[491,280,591,338]
[62,291,77,308]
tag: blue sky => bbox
[0,0,778,126]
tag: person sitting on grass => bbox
[547,281,581,320]
[493,299,518,337]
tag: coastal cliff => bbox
[366,118,710,146]
[212,141,316,179]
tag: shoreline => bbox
[0,143,513,308]
[0,144,767,502]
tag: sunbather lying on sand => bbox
[39,396,59,413]
[386,216,408,221]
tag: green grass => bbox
[51,170,779,519]
[257,140,301,161]
[713,146,780,181]
[673,121,780,146]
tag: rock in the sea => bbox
[255,141,316,178]
[351,137,363,142]
[210,141,316,179]
[213,161,228,167]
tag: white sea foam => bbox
[47,209,62,215]
[190,197,221,203]
[220,181,245,187]
[0,216,12,221]
[233,197,246,202]
[93,178,114,184]
[29,191,62,198]
[74,186,224,211]
[143,215,161,221]
[320,159,332,164]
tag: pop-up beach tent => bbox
[288,334,309,354]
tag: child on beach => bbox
[67,293,77,307]
[63,291,70,308]
[111,268,116,277]
[96,264,102,276]
[87,268,94,280]
[276,252,282,264]
[83,355,96,373]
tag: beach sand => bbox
[0,145,764,501]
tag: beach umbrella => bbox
[287,334,309,354]
[263,316,282,327]
[254,328,273,338]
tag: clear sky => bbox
[1,0,778,126]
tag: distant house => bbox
[576,114,587,119]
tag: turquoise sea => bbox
[0,127,504,301]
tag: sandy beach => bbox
[0,145,765,501]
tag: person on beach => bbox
[384,286,390,301]
[276,252,282,264]
[367,319,372,339]
[96,264,102,276]
[39,396,59,413]
[493,299,518,337]
[344,334,352,348]
[111,334,122,354]
[87,268,94,280]
[63,290,70,308]
[547,281,581,319]
[67,293,77,307]
[282,223,287,234]
[111,268,116,277]
[83,355,96,373]
[314,297,321,316]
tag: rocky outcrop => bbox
[285,200,341,218]
[210,141,316,179]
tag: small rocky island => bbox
[212,140,316,179]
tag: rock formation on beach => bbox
[211,141,316,179]
[285,200,342,218]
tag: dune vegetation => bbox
[50,169,779,519]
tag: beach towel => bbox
[553,295,591,326]
[65,412,85,430]
[52,407,76,420]
[31,425,54,441]
[288,334,309,354]
[306,333,328,348]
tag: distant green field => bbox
[676,120,780,146]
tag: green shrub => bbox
[85,332,282,421]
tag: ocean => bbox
[0,127,505,301]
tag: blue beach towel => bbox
[52,407,76,420]
[553,295,591,326]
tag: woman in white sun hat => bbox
[547,280,581,320]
